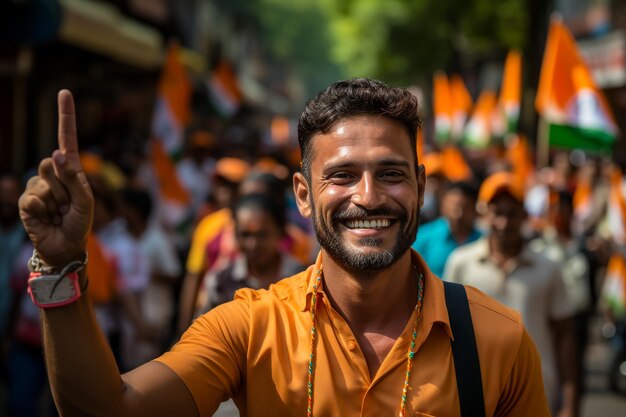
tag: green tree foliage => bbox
[217,0,342,97]
[255,0,343,95]
[320,0,529,85]
[217,0,528,93]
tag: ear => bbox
[293,172,312,218]
[417,164,426,209]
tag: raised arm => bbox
[18,90,198,417]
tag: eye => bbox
[379,170,405,181]
[328,172,355,184]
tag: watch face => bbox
[29,273,80,307]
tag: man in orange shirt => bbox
[19,79,549,416]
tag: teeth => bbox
[345,219,391,229]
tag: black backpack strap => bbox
[443,281,486,417]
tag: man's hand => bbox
[19,90,94,268]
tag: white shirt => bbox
[444,238,575,411]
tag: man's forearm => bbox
[42,272,126,416]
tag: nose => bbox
[350,172,387,209]
[493,214,509,231]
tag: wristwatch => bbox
[27,251,88,308]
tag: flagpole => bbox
[537,116,550,168]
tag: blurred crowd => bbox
[1,121,626,416]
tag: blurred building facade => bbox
[0,0,305,175]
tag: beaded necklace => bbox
[306,264,425,417]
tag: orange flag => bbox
[505,134,534,189]
[450,75,472,141]
[433,71,452,145]
[464,90,498,149]
[209,59,243,117]
[441,145,472,181]
[499,50,522,133]
[603,253,626,315]
[152,43,192,155]
[86,233,117,304]
[536,16,617,150]
[416,127,425,163]
[608,166,626,245]
[151,140,190,205]
[151,43,191,217]
[573,177,592,224]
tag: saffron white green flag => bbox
[151,43,191,226]
[536,17,618,152]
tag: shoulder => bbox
[462,285,541,390]
[524,249,562,277]
[464,284,526,361]
[192,209,232,240]
[465,285,522,329]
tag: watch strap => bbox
[27,271,85,308]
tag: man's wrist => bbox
[27,251,89,309]
[28,249,88,275]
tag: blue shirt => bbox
[412,217,481,278]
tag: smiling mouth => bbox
[343,219,392,229]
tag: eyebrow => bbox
[323,158,412,171]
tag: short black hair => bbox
[119,187,153,220]
[297,78,420,181]
[445,181,479,201]
[233,192,286,233]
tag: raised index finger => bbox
[57,89,79,157]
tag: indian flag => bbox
[463,89,498,149]
[573,177,593,225]
[535,16,618,152]
[433,71,452,145]
[440,145,472,181]
[450,75,473,142]
[152,43,192,157]
[603,253,626,317]
[505,134,534,189]
[499,50,522,134]
[208,59,243,118]
[607,167,626,246]
[151,43,191,225]
[500,51,532,187]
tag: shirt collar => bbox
[299,250,453,339]
[476,237,534,267]
[300,252,324,312]
[413,249,453,339]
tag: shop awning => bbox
[58,0,163,68]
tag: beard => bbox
[311,201,419,273]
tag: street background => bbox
[1,0,626,416]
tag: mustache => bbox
[332,206,404,221]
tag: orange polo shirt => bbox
[156,251,550,417]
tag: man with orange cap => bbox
[444,171,580,417]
